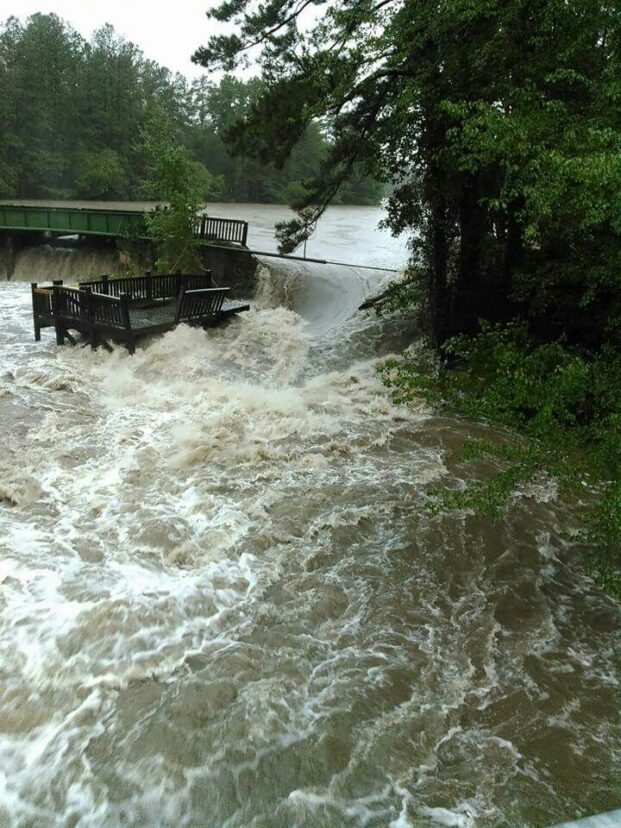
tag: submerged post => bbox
[120,293,135,354]
[31,282,41,341]
[52,284,64,346]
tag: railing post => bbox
[146,269,152,301]
[120,293,135,354]
[241,222,248,246]
[101,274,109,295]
[81,286,92,318]
[52,285,64,346]
[31,283,41,341]
[174,286,186,326]
[79,286,92,347]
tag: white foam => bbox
[0,274,619,828]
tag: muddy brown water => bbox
[0,205,619,827]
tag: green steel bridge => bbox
[0,203,248,245]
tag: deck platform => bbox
[31,272,250,354]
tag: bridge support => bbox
[200,245,258,299]
[1,232,16,280]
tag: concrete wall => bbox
[200,245,259,300]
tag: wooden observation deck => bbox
[31,272,250,354]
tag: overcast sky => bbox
[7,1,218,78]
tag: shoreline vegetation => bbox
[375,311,621,598]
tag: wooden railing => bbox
[79,271,212,301]
[53,286,130,330]
[30,272,240,354]
[88,291,130,329]
[194,216,248,246]
[32,280,61,341]
[175,288,230,324]
[32,286,53,319]
[54,286,83,320]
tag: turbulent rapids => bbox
[0,249,620,827]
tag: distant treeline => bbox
[0,14,383,205]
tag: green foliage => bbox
[586,481,621,595]
[75,150,128,200]
[140,116,205,273]
[426,466,535,521]
[0,15,381,206]
[379,324,621,595]
[370,268,426,320]
[194,0,621,342]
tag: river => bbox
[0,204,619,827]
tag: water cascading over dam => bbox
[0,249,619,827]
[0,242,124,283]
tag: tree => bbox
[0,14,385,209]
[193,1,621,346]
[0,13,84,197]
[75,149,128,199]
[139,114,210,273]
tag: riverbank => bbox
[379,323,621,600]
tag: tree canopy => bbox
[0,13,382,206]
[194,0,621,345]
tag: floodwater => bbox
[0,205,619,827]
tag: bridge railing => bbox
[1,204,145,236]
[194,216,248,246]
[0,204,249,245]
